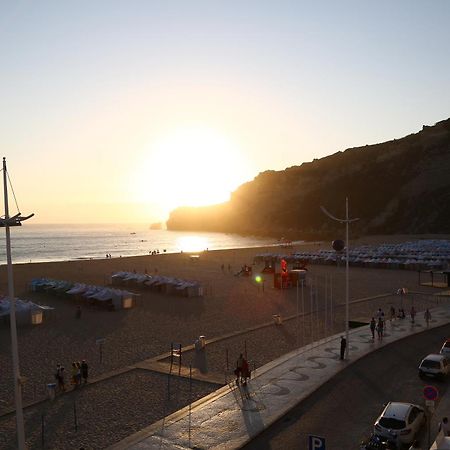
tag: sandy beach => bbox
[0,237,446,448]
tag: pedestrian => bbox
[71,362,78,387]
[76,305,81,319]
[410,306,416,323]
[235,353,244,383]
[408,440,422,450]
[241,356,251,385]
[438,417,450,436]
[390,305,396,321]
[81,360,89,384]
[370,317,376,340]
[55,364,65,392]
[377,317,384,339]
[340,336,346,360]
[376,308,383,319]
[76,361,82,385]
[424,308,432,327]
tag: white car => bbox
[419,354,450,379]
[374,402,425,445]
[440,339,450,358]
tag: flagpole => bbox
[3,158,26,449]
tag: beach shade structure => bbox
[0,297,52,326]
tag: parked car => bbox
[418,353,450,379]
[440,339,450,358]
[374,402,425,446]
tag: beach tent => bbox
[0,297,52,326]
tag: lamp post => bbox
[321,197,359,359]
[1,157,34,449]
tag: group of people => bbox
[369,316,385,340]
[235,353,251,385]
[55,360,89,392]
[370,306,433,340]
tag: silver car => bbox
[374,402,425,445]
[419,353,450,379]
[440,339,450,358]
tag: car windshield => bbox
[421,360,441,369]
[379,417,406,429]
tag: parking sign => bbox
[308,435,326,450]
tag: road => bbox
[243,323,450,450]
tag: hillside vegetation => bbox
[166,118,450,239]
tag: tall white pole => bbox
[345,197,350,359]
[301,279,305,348]
[3,158,26,449]
[296,279,299,350]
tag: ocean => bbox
[0,224,275,264]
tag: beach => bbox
[0,238,444,448]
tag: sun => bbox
[133,125,251,215]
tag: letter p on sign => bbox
[308,435,326,450]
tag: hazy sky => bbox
[1,1,449,223]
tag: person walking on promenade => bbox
[377,317,384,340]
[370,317,376,340]
[340,336,346,360]
[424,308,432,327]
[376,308,383,319]
[390,306,396,322]
[410,306,416,323]
[438,417,450,436]
[81,360,89,384]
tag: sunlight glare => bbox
[133,125,251,215]
[177,235,209,253]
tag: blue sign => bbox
[423,385,439,401]
[309,435,326,450]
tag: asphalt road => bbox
[243,323,450,450]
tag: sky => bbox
[1,0,449,224]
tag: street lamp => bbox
[321,197,359,359]
[1,157,34,449]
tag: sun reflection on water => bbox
[176,235,209,253]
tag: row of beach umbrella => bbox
[111,271,204,297]
[30,278,136,310]
[254,240,450,271]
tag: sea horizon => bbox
[0,223,277,265]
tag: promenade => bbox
[110,305,450,449]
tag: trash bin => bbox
[47,383,56,400]
[273,314,282,325]
[199,335,206,348]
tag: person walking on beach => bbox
[81,360,89,384]
[377,317,384,339]
[424,308,432,327]
[340,336,346,360]
[240,356,250,385]
[71,362,78,387]
[76,305,81,319]
[55,364,65,392]
[235,353,244,383]
[410,306,416,323]
[370,317,376,340]
[76,361,82,385]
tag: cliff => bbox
[166,118,450,239]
